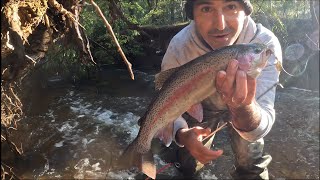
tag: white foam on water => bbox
[69,90,74,96]
[46,168,55,175]
[105,155,178,179]
[94,125,99,135]
[54,140,64,147]
[95,110,140,142]
[54,121,82,146]
[57,121,79,133]
[106,170,137,180]
[95,110,115,124]
[133,69,155,83]
[46,109,55,122]
[68,96,141,142]
[73,158,106,179]
[92,162,101,171]
[198,169,218,179]
[82,138,95,148]
[39,89,162,178]
[38,155,50,177]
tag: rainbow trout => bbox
[118,43,272,179]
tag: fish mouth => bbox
[237,51,265,78]
[246,50,270,78]
[236,53,254,72]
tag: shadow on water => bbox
[1,65,319,179]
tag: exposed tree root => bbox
[1,162,20,180]
[1,0,101,178]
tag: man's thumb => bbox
[194,127,211,136]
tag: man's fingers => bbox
[190,140,223,163]
[221,60,238,98]
[191,142,223,164]
[216,71,226,92]
[193,127,211,137]
[243,76,256,105]
[232,70,247,105]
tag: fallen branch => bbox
[90,0,134,80]
[2,128,23,157]
[1,162,20,180]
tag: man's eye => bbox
[227,4,237,10]
[201,7,212,13]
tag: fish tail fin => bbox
[117,139,156,179]
[141,150,156,179]
[117,139,140,168]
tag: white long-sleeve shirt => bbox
[160,16,282,144]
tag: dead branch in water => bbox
[48,0,96,65]
[90,0,135,80]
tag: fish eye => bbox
[254,48,262,54]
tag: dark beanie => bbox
[185,0,253,20]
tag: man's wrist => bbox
[230,101,261,132]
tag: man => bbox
[159,0,282,179]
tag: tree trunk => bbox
[309,0,319,30]
[170,0,175,24]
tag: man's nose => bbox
[215,12,226,30]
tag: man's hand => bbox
[216,59,261,132]
[176,127,223,164]
[216,59,256,108]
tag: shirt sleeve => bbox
[172,116,189,147]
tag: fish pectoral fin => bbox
[141,151,156,179]
[187,103,203,122]
[154,67,178,90]
[155,123,173,147]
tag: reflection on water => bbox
[4,68,319,179]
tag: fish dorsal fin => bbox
[154,67,178,90]
[141,151,156,179]
[187,103,203,122]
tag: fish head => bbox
[236,43,273,78]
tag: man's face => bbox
[193,0,247,49]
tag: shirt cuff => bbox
[172,116,189,147]
[231,108,271,142]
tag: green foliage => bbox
[252,0,311,19]
[41,44,91,81]
[251,0,313,47]
[42,0,317,81]
[81,1,146,65]
[80,0,188,64]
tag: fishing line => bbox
[258,50,318,100]
[264,55,312,78]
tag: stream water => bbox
[2,67,319,179]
